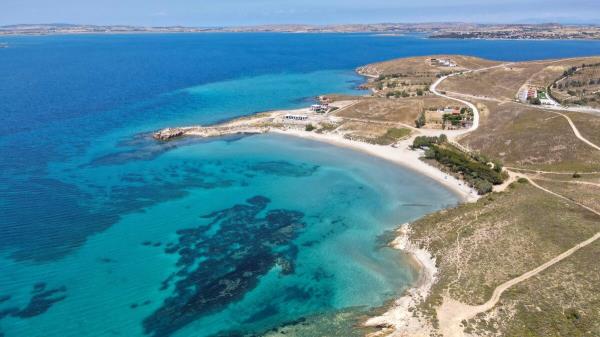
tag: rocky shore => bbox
[364,224,436,337]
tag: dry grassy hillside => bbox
[359,55,499,77]
[410,181,600,335]
[459,101,600,171]
[552,63,600,108]
[439,63,546,100]
[440,57,600,102]
[358,56,501,98]
[370,54,600,337]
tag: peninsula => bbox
[155,54,600,337]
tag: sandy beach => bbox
[271,128,480,203]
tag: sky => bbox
[2,0,600,26]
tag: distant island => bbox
[2,22,600,40]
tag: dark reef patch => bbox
[16,286,67,318]
[0,295,11,304]
[32,282,46,293]
[142,196,305,337]
[0,285,67,322]
[248,161,319,177]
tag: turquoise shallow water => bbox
[0,66,459,337]
[3,33,600,337]
[0,133,459,337]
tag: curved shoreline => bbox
[153,62,485,336]
[269,128,478,203]
[266,128,466,335]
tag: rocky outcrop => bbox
[153,128,185,140]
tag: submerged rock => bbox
[143,196,305,337]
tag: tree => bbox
[414,112,426,128]
[305,124,315,132]
[416,88,424,96]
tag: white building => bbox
[284,114,309,121]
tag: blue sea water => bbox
[2,33,600,337]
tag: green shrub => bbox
[413,141,506,194]
[412,135,446,149]
[473,179,493,195]
[415,111,426,128]
[305,124,316,132]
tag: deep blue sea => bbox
[2,33,600,337]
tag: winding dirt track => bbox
[545,110,600,151]
[429,64,600,337]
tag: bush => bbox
[414,142,506,194]
[415,112,426,128]
[492,160,503,173]
[305,124,316,132]
[412,135,445,149]
[473,178,493,195]
[431,146,505,185]
[573,172,581,178]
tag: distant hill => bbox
[2,23,600,39]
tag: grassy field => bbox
[439,63,544,100]
[565,111,600,147]
[459,101,600,172]
[439,57,600,103]
[358,56,501,99]
[359,55,500,77]
[331,96,464,126]
[409,181,600,335]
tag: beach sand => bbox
[271,128,480,203]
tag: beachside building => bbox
[310,103,329,113]
[284,114,309,121]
